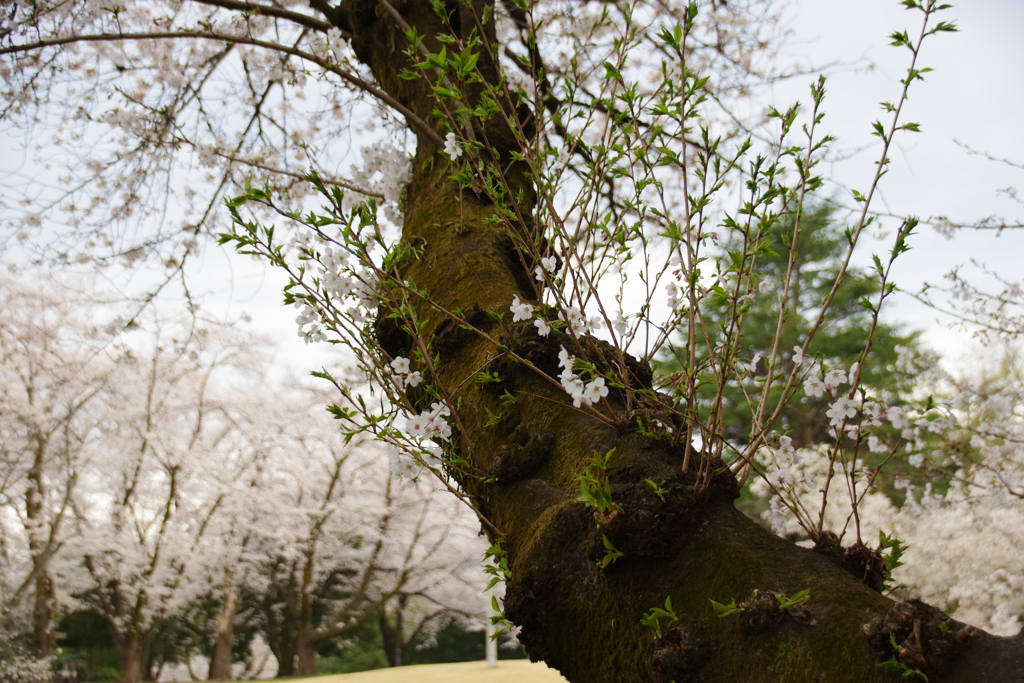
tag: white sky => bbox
[768,0,1024,361]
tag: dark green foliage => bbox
[145,619,196,681]
[660,202,921,447]
[316,613,526,673]
[56,612,119,682]
[316,619,388,674]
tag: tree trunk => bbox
[293,634,317,678]
[115,633,147,683]
[32,570,55,658]
[337,3,1024,682]
[27,434,55,658]
[208,590,238,681]
[379,596,406,667]
[270,635,295,679]
[263,561,298,678]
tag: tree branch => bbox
[0,31,444,147]
[189,0,342,37]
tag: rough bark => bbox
[333,2,1024,681]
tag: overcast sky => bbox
[768,0,1024,361]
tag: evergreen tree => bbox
[660,203,921,447]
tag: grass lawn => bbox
[310,660,567,682]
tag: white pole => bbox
[485,587,498,668]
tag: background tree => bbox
[247,416,485,678]
[64,322,261,683]
[661,202,922,447]
[0,275,122,658]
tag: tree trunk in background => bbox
[270,635,295,679]
[27,435,55,659]
[208,590,238,681]
[293,635,317,678]
[32,571,55,658]
[335,2,1024,681]
[379,596,406,667]
[114,632,147,683]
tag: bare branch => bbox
[0,30,445,146]
[189,0,342,37]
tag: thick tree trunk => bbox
[293,634,317,678]
[270,634,295,678]
[337,2,1024,681]
[208,590,238,681]
[115,633,147,683]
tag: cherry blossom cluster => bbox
[285,230,382,337]
[558,346,608,408]
[342,140,412,226]
[508,294,630,347]
[797,357,886,437]
[323,27,352,63]
[389,356,423,390]
[294,297,329,344]
[406,402,453,441]
[388,444,443,488]
[510,295,554,337]
[753,420,1024,637]
[559,305,595,336]
[0,633,51,683]
[534,255,558,282]
[800,356,856,400]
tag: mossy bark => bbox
[335,2,1024,681]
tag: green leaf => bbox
[709,598,744,618]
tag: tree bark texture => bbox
[335,2,1024,681]
[32,570,55,659]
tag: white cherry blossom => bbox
[803,376,826,398]
[511,295,533,322]
[443,132,463,161]
[582,377,609,405]
[826,397,858,427]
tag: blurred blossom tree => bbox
[61,319,269,683]
[241,394,485,678]
[754,341,1024,637]
[3,1,1024,682]
[0,275,124,659]
[0,273,487,682]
